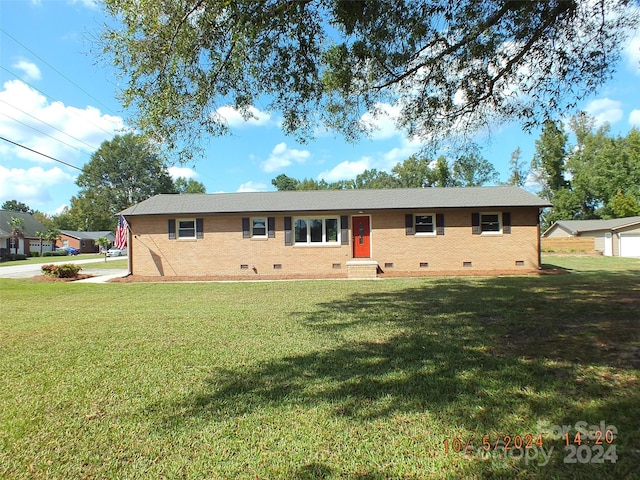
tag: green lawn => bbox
[1,256,638,479]
[0,254,105,266]
[0,254,127,270]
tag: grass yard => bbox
[0,255,638,479]
[0,254,106,267]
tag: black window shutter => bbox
[472,213,480,235]
[436,213,445,236]
[242,217,250,238]
[503,212,511,234]
[341,215,349,245]
[196,218,204,239]
[168,219,176,239]
[268,217,276,238]
[405,213,414,235]
[284,217,292,245]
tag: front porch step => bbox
[345,260,379,279]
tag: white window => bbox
[294,217,339,244]
[415,214,435,235]
[480,213,501,234]
[177,218,196,239]
[251,218,267,237]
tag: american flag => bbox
[115,215,129,249]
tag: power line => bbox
[0,28,120,118]
[0,98,101,153]
[0,135,83,171]
[0,66,121,138]
[0,111,92,158]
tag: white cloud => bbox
[584,98,623,126]
[216,105,273,128]
[625,36,640,75]
[237,181,268,192]
[630,109,640,127]
[0,79,125,166]
[13,60,41,81]
[168,166,199,180]
[260,142,310,173]
[360,102,402,140]
[317,158,371,181]
[0,165,75,208]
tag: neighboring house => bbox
[58,231,116,253]
[119,186,551,279]
[543,216,640,257]
[0,210,48,256]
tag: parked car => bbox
[56,246,79,255]
[106,248,127,257]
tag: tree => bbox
[451,151,499,187]
[71,133,176,230]
[175,177,207,193]
[43,229,61,252]
[35,230,46,257]
[432,156,456,187]
[96,236,111,259]
[8,216,25,255]
[272,174,301,191]
[101,0,638,162]
[531,119,569,201]
[505,147,528,187]
[1,200,33,214]
[391,155,434,188]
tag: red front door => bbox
[352,216,371,258]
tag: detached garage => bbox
[543,216,640,258]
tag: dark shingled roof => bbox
[0,210,46,238]
[119,186,551,216]
[60,230,115,241]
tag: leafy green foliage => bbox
[41,263,82,278]
[272,152,498,190]
[174,177,207,194]
[1,200,33,214]
[66,133,176,231]
[1,257,639,478]
[100,0,639,161]
[533,115,640,229]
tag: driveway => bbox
[0,257,129,280]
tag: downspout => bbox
[537,208,542,269]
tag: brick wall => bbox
[128,207,542,277]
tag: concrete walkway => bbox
[0,256,129,282]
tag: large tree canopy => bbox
[68,133,176,230]
[102,0,639,161]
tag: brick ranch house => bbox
[118,186,551,279]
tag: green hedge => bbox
[43,251,67,257]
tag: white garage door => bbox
[620,234,640,257]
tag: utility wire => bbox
[0,135,83,171]
[0,111,92,158]
[0,99,101,152]
[0,28,120,118]
[0,66,121,138]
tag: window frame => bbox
[480,212,502,234]
[293,216,341,245]
[251,217,268,238]
[177,218,197,239]
[414,213,436,236]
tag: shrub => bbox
[30,251,40,257]
[43,251,67,257]
[41,264,82,278]
[9,254,28,261]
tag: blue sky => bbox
[1,0,639,216]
